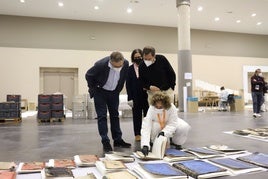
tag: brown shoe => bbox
[135,135,141,141]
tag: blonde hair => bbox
[150,92,171,109]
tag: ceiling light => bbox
[127,8,132,13]
[257,22,262,26]
[197,6,203,11]
[94,6,99,10]
[236,20,241,23]
[214,17,220,22]
[251,13,256,17]
[20,0,25,3]
[58,2,64,7]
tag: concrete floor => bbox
[0,108,267,178]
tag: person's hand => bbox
[141,146,149,156]
[158,131,164,137]
[149,85,160,91]
[127,100,133,108]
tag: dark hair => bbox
[110,51,124,62]
[143,46,155,56]
[254,69,261,75]
[131,49,143,62]
[220,86,225,90]
[150,92,171,109]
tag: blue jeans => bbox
[252,92,263,113]
[93,89,122,144]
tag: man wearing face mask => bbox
[85,51,131,152]
[139,46,176,102]
[126,49,149,141]
[140,92,190,156]
[251,69,265,118]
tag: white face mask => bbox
[144,60,153,67]
[113,67,122,72]
[259,73,263,77]
[154,108,163,114]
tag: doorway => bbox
[40,67,78,109]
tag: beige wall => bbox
[0,15,268,103]
[1,47,267,103]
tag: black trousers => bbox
[93,89,122,144]
[132,99,149,136]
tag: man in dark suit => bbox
[126,49,149,141]
[85,51,131,152]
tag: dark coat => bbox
[85,56,129,98]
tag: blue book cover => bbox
[140,163,185,176]
[188,147,221,155]
[237,152,268,168]
[165,148,193,157]
[210,158,256,170]
[172,160,226,178]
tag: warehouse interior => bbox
[0,0,268,179]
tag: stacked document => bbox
[186,147,224,159]
[163,149,195,162]
[237,152,268,168]
[74,155,99,167]
[133,162,187,179]
[172,159,230,178]
[209,157,264,175]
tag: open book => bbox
[206,145,246,155]
[134,135,168,160]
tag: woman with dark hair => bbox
[126,49,149,141]
[140,92,191,156]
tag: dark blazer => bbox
[126,64,148,103]
[85,56,129,98]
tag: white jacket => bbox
[141,103,180,149]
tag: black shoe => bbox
[174,144,183,150]
[114,139,131,148]
[103,142,113,152]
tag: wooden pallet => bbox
[0,117,22,123]
[38,117,65,123]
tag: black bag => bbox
[227,94,235,104]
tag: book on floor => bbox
[74,155,99,167]
[172,159,230,178]
[105,151,135,162]
[209,157,265,175]
[103,170,138,179]
[41,167,74,179]
[74,173,97,179]
[237,152,268,168]
[133,162,187,179]
[134,135,168,160]
[0,162,16,170]
[186,147,224,159]
[163,148,195,162]
[17,162,45,173]
[206,144,245,155]
[0,170,16,179]
[95,160,127,175]
[47,159,76,168]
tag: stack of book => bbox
[95,160,127,175]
